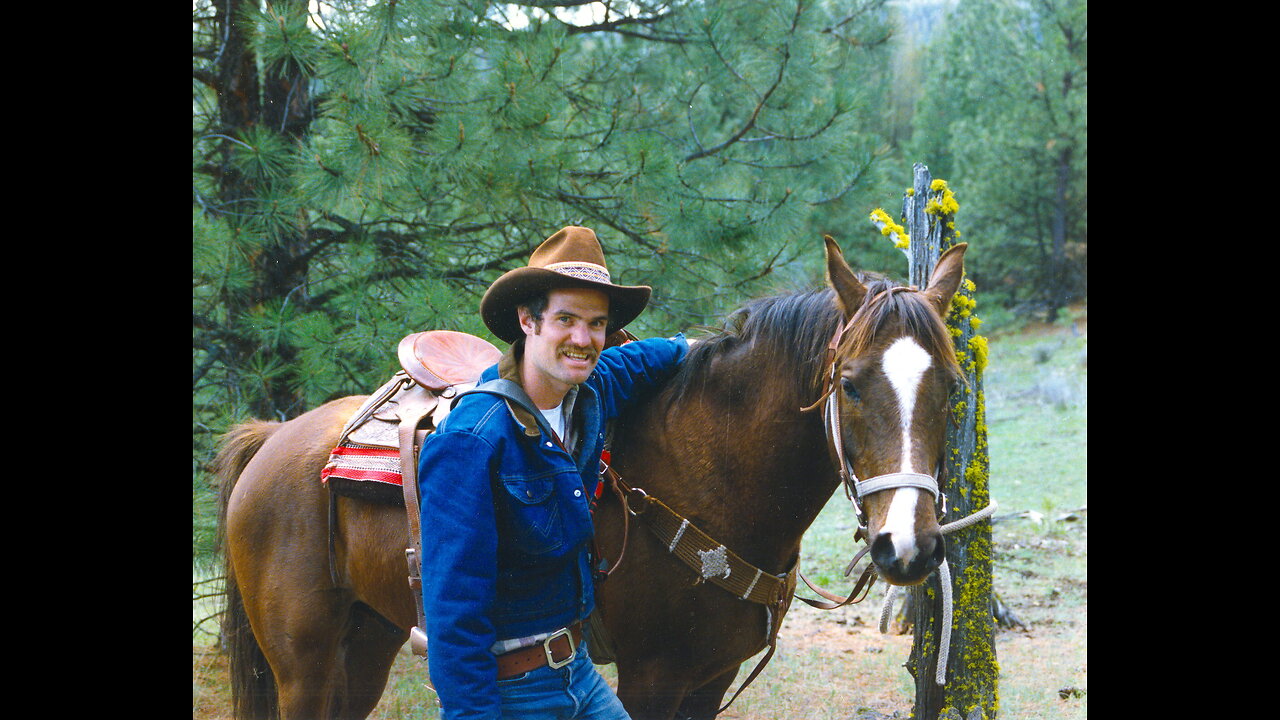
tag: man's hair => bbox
[518,291,551,332]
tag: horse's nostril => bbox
[930,534,947,564]
[870,532,899,567]
[911,531,945,570]
[871,530,946,584]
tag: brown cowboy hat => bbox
[480,226,652,344]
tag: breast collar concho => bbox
[802,295,947,530]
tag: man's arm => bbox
[418,429,503,720]
[590,334,689,419]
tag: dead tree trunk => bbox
[902,163,999,720]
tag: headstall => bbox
[799,288,1000,686]
[801,288,946,531]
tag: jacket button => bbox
[573,489,582,498]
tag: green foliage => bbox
[192,0,905,565]
[907,0,1086,320]
[191,0,1088,567]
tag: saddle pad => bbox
[319,373,470,504]
[319,374,415,503]
[321,441,403,488]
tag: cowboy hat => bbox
[480,226,652,344]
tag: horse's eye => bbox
[841,377,859,401]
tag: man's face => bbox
[518,287,610,408]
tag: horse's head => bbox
[822,236,967,586]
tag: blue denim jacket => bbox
[418,335,687,720]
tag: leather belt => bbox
[495,622,583,680]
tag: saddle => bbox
[321,331,502,502]
[320,330,501,656]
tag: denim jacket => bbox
[418,335,687,720]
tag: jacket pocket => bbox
[499,475,565,555]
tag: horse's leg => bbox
[614,660,689,720]
[226,442,355,718]
[242,585,350,719]
[259,517,408,720]
[337,603,410,720]
[673,668,739,720]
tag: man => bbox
[418,226,688,720]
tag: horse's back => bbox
[235,395,364,494]
[225,394,363,530]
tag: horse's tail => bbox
[214,420,282,720]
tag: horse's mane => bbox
[670,287,842,406]
[664,273,960,409]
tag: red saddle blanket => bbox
[322,441,403,487]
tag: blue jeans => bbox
[494,643,631,720]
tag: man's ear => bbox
[517,305,537,337]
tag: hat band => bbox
[544,261,611,285]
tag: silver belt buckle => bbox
[543,627,575,669]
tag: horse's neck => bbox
[623,370,839,572]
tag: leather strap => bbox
[605,469,797,716]
[596,458,630,580]
[495,623,583,679]
[397,388,441,658]
[796,564,877,610]
[715,567,796,714]
[620,485,793,607]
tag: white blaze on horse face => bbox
[878,337,934,561]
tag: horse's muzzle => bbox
[871,529,946,586]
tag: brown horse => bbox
[215,237,967,720]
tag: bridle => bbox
[820,383,947,528]
[800,286,946,532]
[798,288,998,686]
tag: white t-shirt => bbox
[539,402,566,443]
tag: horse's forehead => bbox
[843,332,937,379]
[881,336,932,391]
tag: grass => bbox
[193,306,1086,719]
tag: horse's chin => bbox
[878,572,933,587]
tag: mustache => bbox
[559,345,598,360]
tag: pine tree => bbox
[908,0,1086,321]
[192,0,900,559]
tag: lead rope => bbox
[876,497,998,685]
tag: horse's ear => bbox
[923,243,968,316]
[824,235,867,317]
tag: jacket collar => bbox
[497,339,580,446]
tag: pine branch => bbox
[683,3,802,162]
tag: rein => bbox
[605,468,796,715]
